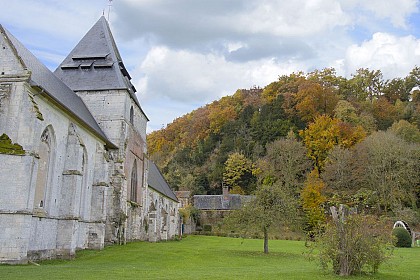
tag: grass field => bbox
[1,235,419,279]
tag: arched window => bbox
[129,106,134,125]
[34,127,54,209]
[130,160,138,202]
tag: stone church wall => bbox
[0,20,180,264]
[75,89,151,245]
[146,189,180,242]
[0,78,109,263]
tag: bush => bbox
[179,205,201,224]
[315,207,393,276]
[392,227,412,247]
[203,224,212,232]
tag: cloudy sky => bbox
[1,0,420,132]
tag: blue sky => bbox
[1,0,419,132]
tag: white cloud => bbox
[342,0,418,28]
[134,46,307,132]
[2,0,106,40]
[239,0,349,36]
[344,32,420,78]
[134,46,305,105]
[2,0,419,131]
[1,0,110,69]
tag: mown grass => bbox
[1,235,419,279]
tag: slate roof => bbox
[54,17,148,120]
[0,25,116,149]
[148,160,178,202]
[193,194,254,210]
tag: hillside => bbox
[147,67,420,219]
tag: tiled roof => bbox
[0,25,116,149]
[148,160,178,202]
[54,17,148,121]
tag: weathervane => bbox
[107,0,113,22]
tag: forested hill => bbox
[147,67,420,208]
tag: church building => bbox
[0,17,179,264]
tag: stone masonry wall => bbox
[0,78,109,263]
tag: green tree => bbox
[383,78,410,103]
[354,131,420,214]
[223,152,256,194]
[307,67,342,88]
[226,182,297,253]
[389,119,420,143]
[348,68,383,102]
[250,95,293,146]
[333,100,359,125]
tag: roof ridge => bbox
[1,25,116,149]
[148,160,178,202]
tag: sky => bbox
[1,0,420,132]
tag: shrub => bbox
[203,224,212,232]
[179,205,201,225]
[315,206,393,276]
[392,227,412,248]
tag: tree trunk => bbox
[263,227,269,254]
[331,205,350,276]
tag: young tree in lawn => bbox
[227,182,297,254]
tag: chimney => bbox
[222,184,230,209]
[222,184,229,201]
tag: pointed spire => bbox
[54,17,141,104]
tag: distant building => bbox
[193,186,253,228]
[0,17,178,264]
[175,191,191,208]
[194,186,253,211]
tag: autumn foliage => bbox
[147,67,420,225]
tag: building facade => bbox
[0,17,178,264]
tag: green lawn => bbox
[1,235,419,279]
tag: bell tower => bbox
[54,16,149,243]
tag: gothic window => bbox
[130,160,138,202]
[130,106,134,125]
[34,126,54,209]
